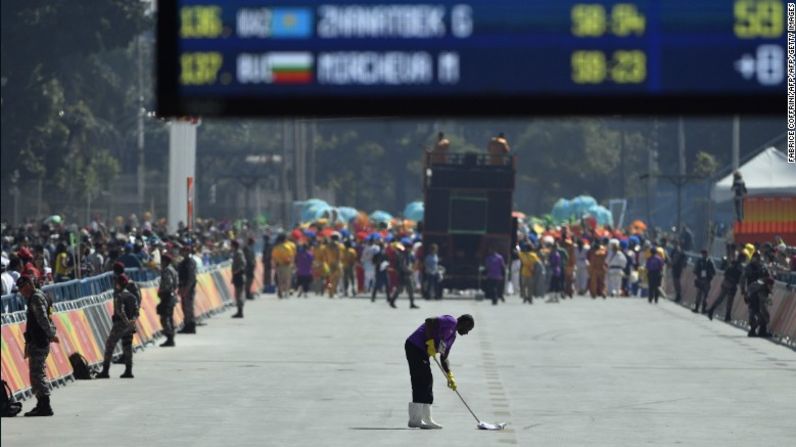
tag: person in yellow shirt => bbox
[271,234,294,298]
[342,240,359,296]
[325,234,345,298]
[53,243,73,283]
[312,240,329,296]
[518,244,539,303]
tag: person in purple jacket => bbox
[484,248,506,305]
[294,243,313,297]
[404,314,474,429]
[646,247,664,304]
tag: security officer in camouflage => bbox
[97,274,139,378]
[18,275,59,416]
[158,253,179,346]
[177,244,198,334]
[741,252,772,337]
[112,261,142,309]
[230,239,247,318]
[243,237,257,300]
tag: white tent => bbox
[712,147,796,203]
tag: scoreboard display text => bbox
[157,0,786,115]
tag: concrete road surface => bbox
[3,294,795,447]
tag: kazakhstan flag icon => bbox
[270,8,313,38]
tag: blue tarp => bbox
[336,206,359,223]
[403,201,424,222]
[370,210,393,223]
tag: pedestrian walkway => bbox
[2,295,794,447]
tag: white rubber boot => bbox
[420,403,443,429]
[408,402,424,428]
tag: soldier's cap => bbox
[113,261,125,275]
[16,275,34,288]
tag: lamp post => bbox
[10,170,20,226]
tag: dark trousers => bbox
[672,273,683,301]
[694,279,711,312]
[343,266,355,295]
[28,347,50,398]
[709,284,737,320]
[424,273,440,299]
[233,274,245,311]
[648,272,662,302]
[747,294,770,333]
[405,340,433,404]
[262,260,272,288]
[103,321,133,368]
[372,271,389,301]
[391,274,415,305]
[734,197,744,222]
[485,278,502,304]
[297,275,312,294]
[181,286,196,325]
[159,304,175,337]
[245,269,255,299]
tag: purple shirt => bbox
[295,250,313,276]
[646,255,664,273]
[485,253,505,279]
[549,250,562,277]
[407,315,458,357]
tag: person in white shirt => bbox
[605,239,627,297]
[575,239,590,295]
[1,256,15,295]
[361,239,379,293]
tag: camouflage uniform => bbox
[231,247,247,316]
[741,260,770,337]
[243,243,256,300]
[25,289,56,398]
[158,264,179,343]
[102,288,139,374]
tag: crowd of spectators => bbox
[1,214,262,296]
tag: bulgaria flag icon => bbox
[268,52,313,84]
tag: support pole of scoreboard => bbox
[168,117,200,234]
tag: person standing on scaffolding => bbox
[429,132,450,164]
[487,133,510,165]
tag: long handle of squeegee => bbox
[432,355,481,424]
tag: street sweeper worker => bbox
[404,314,474,429]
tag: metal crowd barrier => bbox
[1,258,235,314]
[683,251,793,287]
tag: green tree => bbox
[1,0,147,219]
[692,151,719,178]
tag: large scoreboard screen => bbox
[156,0,788,116]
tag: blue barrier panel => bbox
[0,256,235,314]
